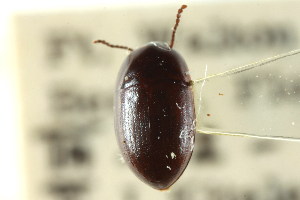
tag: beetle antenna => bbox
[169,5,187,49]
[93,40,133,51]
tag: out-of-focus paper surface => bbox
[14,2,300,200]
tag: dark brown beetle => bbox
[94,5,195,190]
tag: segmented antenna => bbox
[169,5,187,49]
[93,40,133,51]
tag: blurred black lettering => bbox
[141,21,297,55]
[48,181,87,200]
[235,72,300,107]
[45,29,110,67]
[40,127,92,167]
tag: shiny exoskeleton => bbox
[114,42,195,190]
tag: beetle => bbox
[94,5,195,190]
